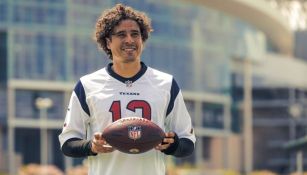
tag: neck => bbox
[112,60,141,78]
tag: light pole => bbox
[289,103,303,175]
[35,97,53,165]
[243,58,253,174]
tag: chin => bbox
[124,54,140,62]
[123,57,137,63]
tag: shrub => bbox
[18,164,64,175]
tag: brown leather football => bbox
[102,117,165,154]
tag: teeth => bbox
[124,47,135,49]
[123,46,136,50]
[124,48,135,51]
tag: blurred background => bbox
[0,0,307,175]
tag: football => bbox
[102,117,165,154]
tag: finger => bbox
[93,145,111,153]
[94,140,109,148]
[94,133,108,147]
[157,142,171,148]
[92,140,100,147]
[91,140,101,153]
[92,142,104,153]
[103,144,113,149]
[165,132,175,138]
[104,146,115,152]
[155,143,171,150]
[96,146,115,153]
[95,139,107,145]
[92,140,106,151]
[94,132,103,140]
[163,138,174,144]
[92,137,114,153]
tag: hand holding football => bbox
[102,117,165,154]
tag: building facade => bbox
[0,0,307,175]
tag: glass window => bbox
[0,3,7,22]
[50,129,65,170]
[13,4,66,25]
[47,8,64,25]
[184,100,195,125]
[13,32,67,80]
[202,137,211,160]
[152,20,173,37]
[15,128,40,164]
[15,90,65,119]
[0,88,7,123]
[175,145,196,166]
[48,35,66,80]
[74,0,107,6]
[172,45,193,90]
[69,9,97,27]
[0,31,7,82]
[148,43,173,74]
[202,102,224,129]
[13,0,64,4]
[71,36,108,80]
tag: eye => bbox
[131,31,141,38]
[113,32,126,38]
[116,32,126,38]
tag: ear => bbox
[106,38,111,50]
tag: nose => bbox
[124,34,134,43]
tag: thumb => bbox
[94,132,102,140]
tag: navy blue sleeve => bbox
[161,133,195,157]
[61,138,97,157]
[74,80,91,116]
[166,78,180,117]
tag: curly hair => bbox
[94,4,153,60]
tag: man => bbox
[59,4,196,175]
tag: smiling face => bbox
[107,19,143,64]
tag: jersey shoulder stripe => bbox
[74,80,90,116]
[166,78,179,116]
[146,67,180,117]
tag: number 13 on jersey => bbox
[109,100,152,121]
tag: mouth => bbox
[122,46,136,52]
[123,48,135,52]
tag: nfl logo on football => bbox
[128,126,142,140]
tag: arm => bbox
[59,81,90,157]
[158,78,196,157]
[156,132,194,158]
[61,133,114,157]
[61,138,96,157]
[59,81,114,157]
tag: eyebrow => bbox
[114,29,140,33]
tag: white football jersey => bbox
[59,62,196,175]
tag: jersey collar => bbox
[106,62,147,84]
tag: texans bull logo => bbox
[128,126,142,140]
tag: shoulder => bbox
[144,66,181,93]
[80,68,108,82]
[77,67,109,93]
[146,67,173,84]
